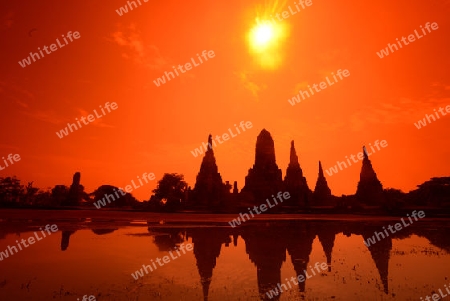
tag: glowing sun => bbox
[247,20,289,69]
[251,23,275,49]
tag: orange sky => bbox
[1,0,449,201]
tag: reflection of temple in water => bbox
[145,220,450,300]
[241,225,286,300]
[186,228,231,301]
[285,222,315,293]
[59,228,118,251]
[148,222,336,300]
[152,228,185,252]
[315,222,336,273]
[61,230,76,251]
[361,227,392,294]
[8,219,437,300]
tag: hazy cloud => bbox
[236,71,266,99]
[110,24,170,70]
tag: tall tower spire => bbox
[318,161,324,178]
[313,161,332,205]
[191,134,226,208]
[254,129,278,169]
[363,145,369,159]
[289,141,300,168]
[284,140,310,207]
[242,129,283,206]
[207,135,213,152]
[356,147,384,205]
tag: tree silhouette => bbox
[21,182,39,205]
[51,185,70,206]
[91,185,138,207]
[0,177,23,207]
[151,173,187,212]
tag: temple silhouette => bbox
[185,129,387,212]
[1,128,450,212]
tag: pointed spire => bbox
[287,140,301,169]
[290,140,298,164]
[318,161,324,177]
[283,140,309,207]
[359,146,381,181]
[363,146,369,159]
[208,134,213,150]
[204,134,214,155]
[192,134,224,207]
[356,145,384,205]
[201,278,211,301]
[202,134,216,165]
[313,161,332,205]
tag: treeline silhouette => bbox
[0,173,449,214]
[2,130,450,213]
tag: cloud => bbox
[0,81,35,104]
[235,71,266,99]
[15,100,29,108]
[145,45,170,70]
[348,96,450,131]
[109,24,169,70]
[430,82,450,92]
[20,105,115,128]
[111,27,144,63]
[0,144,20,151]
[0,81,67,125]
[293,81,309,95]
[22,109,64,125]
[76,108,115,128]
[0,82,106,127]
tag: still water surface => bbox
[0,218,449,301]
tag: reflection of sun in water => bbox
[247,1,290,69]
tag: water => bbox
[0,214,449,301]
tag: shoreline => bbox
[1,208,450,224]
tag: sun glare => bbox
[252,23,275,48]
[247,19,289,69]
